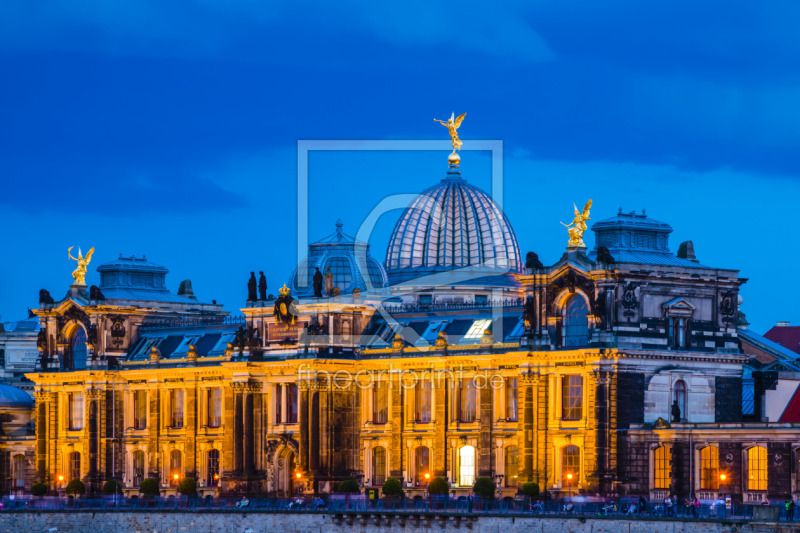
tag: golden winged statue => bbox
[434,112,467,154]
[68,246,94,286]
[561,200,592,248]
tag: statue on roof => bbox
[258,271,267,301]
[67,246,94,286]
[247,272,257,302]
[434,112,467,155]
[324,267,334,296]
[561,200,592,248]
[313,267,324,298]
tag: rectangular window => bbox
[170,389,184,429]
[653,446,672,489]
[458,378,476,423]
[286,383,298,424]
[506,377,518,421]
[561,375,583,421]
[418,295,432,306]
[207,388,222,428]
[133,390,147,430]
[68,392,84,431]
[474,295,488,306]
[748,446,767,491]
[700,446,719,490]
[373,381,388,424]
[668,317,689,349]
[415,379,432,423]
[69,452,81,481]
[275,384,283,424]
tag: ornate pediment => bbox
[662,297,696,316]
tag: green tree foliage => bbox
[521,482,539,498]
[177,477,197,496]
[31,482,48,496]
[65,479,86,496]
[103,480,122,495]
[336,478,360,493]
[428,476,450,495]
[472,477,496,500]
[382,477,403,497]
[138,478,160,496]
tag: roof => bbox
[596,250,706,268]
[0,382,34,407]
[1,317,40,332]
[780,385,800,422]
[739,328,800,369]
[764,326,800,355]
[96,255,168,273]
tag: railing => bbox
[381,299,523,314]
[139,314,245,331]
[0,495,791,521]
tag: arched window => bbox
[132,450,145,487]
[459,445,476,487]
[505,446,519,487]
[747,446,767,491]
[13,454,26,488]
[169,450,182,487]
[69,451,81,482]
[561,445,580,485]
[372,447,386,486]
[207,449,220,488]
[68,327,88,370]
[700,446,719,490]
[414,446,429,486]
[673,380,687,422]
[562,296,589,347]
[373,381,388,424]
[653,445,671,489]
[506,378,518,421]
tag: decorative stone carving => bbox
[621,282,638,320]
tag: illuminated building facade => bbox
[10,157,800,504]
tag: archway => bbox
[275,447,296,497]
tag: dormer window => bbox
[662,298,696,350]
[562,296,589,347]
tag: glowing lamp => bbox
[425,473,430,479]
[214,474,219,480]
[173,474,179,480]
[720,474,726,481]
[58,475,64,482]
[567,473,573,480]
[296,472,302,479]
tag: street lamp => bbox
[566,473,573,499]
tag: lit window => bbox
[562,445,580,485]
[505,446,519,487]
[134,390,147,430]
[373,381,388,424]
[170,389,184,429]
[207,388,222,428]
[132,450,144,487]
[69,451,81,481]
[170,450,181,487]
[748,446,767,491]
[561,375,583,421]
[700,446,719,490]
[458,378,477,423]
[373,447,386,486]
[414,446,429,486]
[459,446,476,486]
[464,319,492,340]
[562,296,589,347]
[68,392,84,431]
[653,445,671,489]
[207,449,220,487]
[415,379,432,423]
[506,378,518,421]
[13,454,25,488]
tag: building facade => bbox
[10,157,800,504]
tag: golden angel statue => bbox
[68,246,94,286]
[561,200,592,248]
[434,112,467,154]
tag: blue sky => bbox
[1,1,799,333]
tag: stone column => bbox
[298,384,310,474]
[233,387,244,474]
[478,384,493,477]
[222,385,235,475]
[592,371,609,494]
[309,389,320,475]
[244,389,254,476]
[433,374,447,477]
[185,385,197,478]
[35,392,48,481]
[389,374,404,483]
[48,392,59,483]
[520,374,536,483]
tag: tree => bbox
[139,478,160,497]
[177,477,197,496]
[336,479,360,493]
[103,480,122,495]
[428,477,450,495]
[382,477,403,497]
[31,482,48,497]
[521,482,539,499]
[65,479,86,496]
[472,477,496,500]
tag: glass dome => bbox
[385,163,522,285]
[291,220,388,297]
